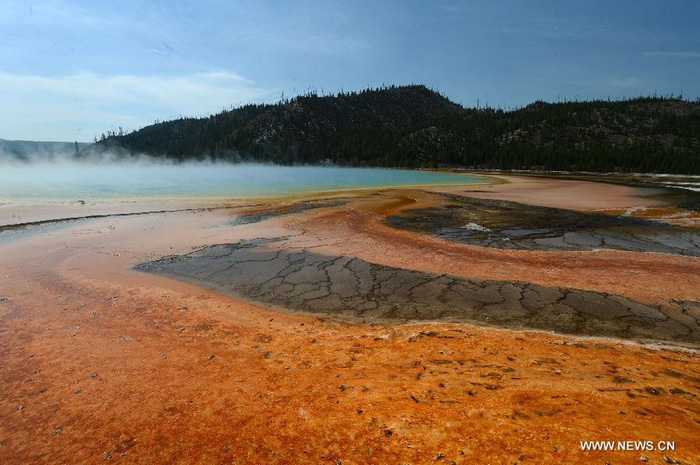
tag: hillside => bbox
[89,85,700,174]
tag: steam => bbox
[0,141,179,166]
[0,151,284,200]
[0,141,78,165]
[0,146,480,201]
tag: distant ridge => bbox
[0,138,87,161]
[89,85,700,174]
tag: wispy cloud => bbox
[0,71,275,141]
[606,77,646,90]
[645,51,700,59]
[497,18,639,43]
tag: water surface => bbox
[0,163,484,201]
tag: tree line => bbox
[89,85,700,174]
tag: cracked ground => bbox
[386,194,700,256]
[137,238,700,346]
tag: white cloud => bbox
[0,71,276,141]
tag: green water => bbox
[0,163,485,200]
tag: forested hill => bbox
[89,85,700,174]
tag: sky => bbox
[1,0,699,142]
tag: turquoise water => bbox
[0,163,485,200]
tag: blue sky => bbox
[1,0,699,141]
